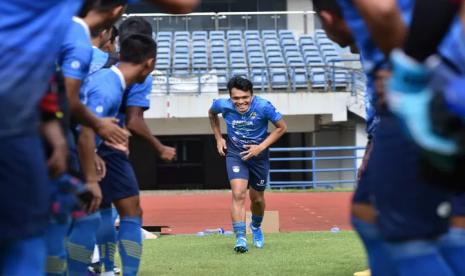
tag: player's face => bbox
[230,88,252,113]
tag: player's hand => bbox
[240,144,264,161]
[374,69,391,110]
[159,145,176,162]
[97,117,130,145]
[47,142,68,178]
[149,0,199,14]
[104,140,129,155]
[216,138,227,156]
[84,183,102,213]
[94,154,107,181]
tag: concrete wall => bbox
[286,0,315,35]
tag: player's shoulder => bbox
[253,96,273,108]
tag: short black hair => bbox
[119,34,157,64]
[312,0,343,17]
[78,0,126,17]
[110,25,119,44]
[119,17,153,41]
[227,76,253,95]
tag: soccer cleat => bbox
[234,237,248,253]
[353,269,371,276]
[250,224,264,248]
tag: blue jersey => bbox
[116,75,153,126]
[84,66,126,146]
[440,18,465,75]
[89,47,110,75]
[336,0,413,136]
[0,0,82,138]
[59,17,92,81]
[210,96,282,155]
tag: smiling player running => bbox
[208,76,287,253]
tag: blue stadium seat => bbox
[266,51,284,60]
[270,67,288,89]
[175,31,189,39]
[210,30,225,40]
[289,67,308,90]
[192,40,206,48]
[281,38,297,48]
[310,68,326,89]
[244,30,260,38]
[210,38,225,47]
[283,45,300,54]
[157,47,171,55]
[250,67,269,90]
[227,30,243,40]
[262,30,277,37]
[192,31,207,39]
[247,46,262,53]
[248,52,265,60]
[264,39,279,47]
[245,39,261,48]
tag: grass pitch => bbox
[137,231,366,276]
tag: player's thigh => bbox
[247,157,269,193]
[226,155,249,199]
[114,196,142,218]
[99,151,140,210]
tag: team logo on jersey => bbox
[250,112,257,120]
[232,166,240,173]
[71,60,81,69]
[95,105,104,114]
[256,180,265,186]
[437,201,451,218]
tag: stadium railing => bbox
[268,146,365,189]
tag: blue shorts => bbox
[225,151,269,192]
[451,193,465,216]
[98,145,139,209]
[352,139,374,204]
[369,113,451,241]
[0,134,50,240]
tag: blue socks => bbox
[45,221,70,276]
[233,221,246,239]
[251,215,263,228]
[67,212,101,276]
[439,227,465,276]
[351,216,398,276]
[0,236,46,276]
[96,208,117,272]
[118,216,142,276]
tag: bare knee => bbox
[351,203,376,223]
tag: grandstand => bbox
[125,2,368,191]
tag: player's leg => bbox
[45,220,70,276]
[96,206,117,274]
[0,134,50,275]
[226,155,250,253]
[351,151,398,276]
[0,237,47,276]
[67,212,101,276]
[247,157,268,249]
[438,194,465,276]
[114,196,143,276]
[371,113,453,275]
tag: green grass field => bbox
[136,231,366,276]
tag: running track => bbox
[141,192,352,234]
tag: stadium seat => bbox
[227,30,243,40]
[309,68,327,89]
[210,30,225,40]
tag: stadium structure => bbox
[125,0,368,190]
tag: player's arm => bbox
[65,77,128,144]
[352,0,407,55]
[125,106,176,161]
[240,119,287,161]
[78,126,102,213]
[208,108,227,156]
[41,120,68,178]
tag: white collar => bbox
[72,16,91,39]
[110,66,126,91]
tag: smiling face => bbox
[230,87,253,113]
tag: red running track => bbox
[141,192,353,234]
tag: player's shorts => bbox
[0,134,50,240]
[225,150,269,192]
[451,193,465,216]
[98,145,139,209]
[369,112,451,241]
[352,138,374,204]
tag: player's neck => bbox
[117,63,140,87]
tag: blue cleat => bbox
[250,224,265,248]
[234,237,248,253]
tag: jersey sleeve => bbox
[60,45,92,80]
[263,101,282,124]
[125,75,152,110]
[210,99,225,114]
[84,84,107,119]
